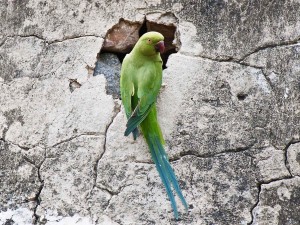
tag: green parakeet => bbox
[120,31,188,219]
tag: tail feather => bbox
[155,138,188,210]
[147,135,187,219]
[148,138,179,219]
[132,128,139,140]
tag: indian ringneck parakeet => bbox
[120,31,188,219]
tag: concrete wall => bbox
[1,1,300,224]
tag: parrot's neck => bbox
[131,48,162,63]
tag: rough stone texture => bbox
[242,43,300,148]
[252,177,300,225]
[287,143,300,176]
[94,53,121,99]
[1,0,300,225]
[97,115,290,224]
[37,136,107,218]
[0,140,39,212]
[102,19,142,54]
[0,32,115,224]
[0,208,34,225]
[146,12,180,53]
[161,54,274,158]
[161,0,300,60]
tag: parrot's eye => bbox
[147,39,152,44]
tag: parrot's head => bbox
[135,31,165,56]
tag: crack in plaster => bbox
[180,35,300,69]
[85,100,123,216]
[247,184,261,225]
[97,183,133,198]
[187,36,300,63]
[169,143,256,162]
[167,141,296,225]
[22,155,36,167]
[258,176,295,186]
[239,36,300,62]
[33,182,44,224]
[284,141,294,177]
[1,127,37,151]
[0,138,43,163]
[284,139,300,177]
[193,53,239,62]
[0,37,7,48]
[2,22,300,225]
[2,135,61,225]
[51,132,102,148]
[191,54,273,96]
[6,140,32,151]
[239,59,278,93]
[92,100,121,190]
[248,175,300,225]
[2,34,102,46]
[116,142,255,165]
[102,184,133,212]
[96,186,117,197]
[32,148,47,225]
[48,35,102,44]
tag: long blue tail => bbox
[147,134,188,219]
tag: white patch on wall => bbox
[277,186,291,201]
[284,87,289,98]
[45,214,94,225]
[41,213,120,225]
[0,208,33,225]
[255,70,271,94]
[17,164,34,179]
[178,21,204,56]
[268,71,279,83]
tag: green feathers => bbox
[124,102,153,137]
[120,31,188,219]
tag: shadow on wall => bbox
[93,14,180,99]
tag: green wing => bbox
[120,54,134,119]
[124,59,162,136]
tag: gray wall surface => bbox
[1,1,300,224]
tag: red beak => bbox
[155,41,165,54]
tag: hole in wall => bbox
[146,19,178,69]
[94,13,180,99]
[69,79,82,93]
[237,93,248,101]
[139,19,148,38]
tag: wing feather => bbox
[120,55,134,119]
[124,60,162,136]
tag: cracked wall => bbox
[1,1,300,225]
